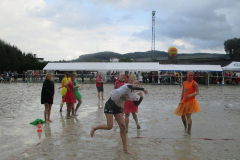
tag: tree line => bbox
[0,39,47,73]
[224,38,240,60]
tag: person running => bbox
[59,73,71,112]
[72,72,82,116]
[174,72,200,135]
[96,72,104,100]
[41,73,55,123]
[63,74,77,119]
[90,75,148,154]
[113,73,125,125]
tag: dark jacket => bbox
[41,80,55,104]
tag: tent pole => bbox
[222,71,225,86]
[208,72,209,86]
[158,71,161,84]
[180,72,182,88]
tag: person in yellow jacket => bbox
[58,73,71,112]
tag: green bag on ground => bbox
[30,118,45,125]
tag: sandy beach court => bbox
[0,83,240,160]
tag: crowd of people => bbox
[40,70,201,154]
[0,70,18,83]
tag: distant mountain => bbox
[72,50,226,62]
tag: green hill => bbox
[73,50,226,62]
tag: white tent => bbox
[222,61,240,71]
[43,62,160,71]
[159,64,223,72]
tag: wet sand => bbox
[0,83,240,160]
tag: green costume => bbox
[74,79,82,100]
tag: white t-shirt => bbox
[138,76,143,81]
[110,84,137,108]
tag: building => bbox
[110,58,119,62]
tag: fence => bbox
[1,73,238,85]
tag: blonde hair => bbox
[72,71,77,76]
[128,74,137,83]
[45,72,52,80]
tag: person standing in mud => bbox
[72,72,82,116]
[63,74,77,119]
[90,75,148,154]
[41,73,55,123]
[59,73,71,112]
[96,72,104,100]
[174,72,200,135]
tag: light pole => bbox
[151,11,156,60]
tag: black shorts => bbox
[97,83,104,92]
[104,98,122,114]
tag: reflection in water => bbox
[173,136,199,160]
[37,131,42,139]
[44,123,52,138]
[97,100,104,109]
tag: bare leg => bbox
[44,104,49,123]
[186,114,192,135]
[132,113,140,129]
[98,92,100,100]
[101,92,105,100]
[181,115,187,132]
[75,99,82,114]
[60,98,64,112]
[48,105,53,122]
[67,103,73,119]
[125,113,130,133]
[72,105,75,115]
[114,113,131,154]
[90,114,113,137]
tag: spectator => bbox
[13,71,18,83]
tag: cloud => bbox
[0,0,239,61]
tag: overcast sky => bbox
[0,0,239,61]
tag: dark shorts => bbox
[104,98,122,114]
[97,83,104,92]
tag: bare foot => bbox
[49,120,53,122]
[90,127,96,138]
[123,149,131,154]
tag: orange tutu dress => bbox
[174,80,200,116]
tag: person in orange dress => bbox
[174,72,200,135]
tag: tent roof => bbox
[159,65,223,72]
[43,62,160,71]
[222,61,240,71]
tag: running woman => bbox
[174,72,200,135]
[90,75,148,154]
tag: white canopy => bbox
[222,61,240,71]
[43,62,160,71]
[159,64,223,72]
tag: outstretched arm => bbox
[127,85,148,94]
